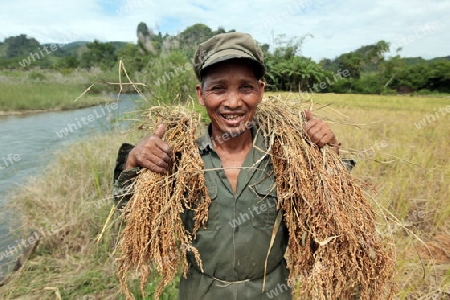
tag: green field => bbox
[0,93,449,299]
[0,70,126,113]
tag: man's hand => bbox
[125,124,173,173]
[304,110,340,154]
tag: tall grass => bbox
[0,69,123,112]
[0,93,448,299]
[0,82,114,111]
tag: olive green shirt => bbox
[179,124,291,299]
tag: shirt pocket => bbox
[203,185,221,231]
[250,182,278,228]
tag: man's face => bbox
[196,59,265,138]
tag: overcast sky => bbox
[0,0,448,61]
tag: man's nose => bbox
[225,91,242,109]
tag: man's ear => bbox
[196,85,205,106]
[258,80,265,103]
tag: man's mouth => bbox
[222,114,242,120]
[219,113,246,126]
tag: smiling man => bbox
[114,32,343,300]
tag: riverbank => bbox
[0,69,140,113]
[0,94,448,299]
[0,100,117,117]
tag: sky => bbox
[0,0,448,62]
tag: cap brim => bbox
[200,49,265,78]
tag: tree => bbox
[264,33,325,91]
[139,51,197,103]
[337,52,363,79]
[80,41,117,70]
[272,33,313,59]
[426,60,450,92]
[4,34,40,58]
[180,24,213,46]
[366,40,390,65]
[57,56,79,69]
[117,43,150,75]
[214,26,226,35]
[329,40,391,79]
[320,58,339,72]
[179,24,214,58]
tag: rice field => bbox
[278,92,450,299]
[0,93,448,299]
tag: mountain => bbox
[0,36,128,59]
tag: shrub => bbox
[27,71,47,82]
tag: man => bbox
[114,32,345,299]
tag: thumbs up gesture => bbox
[125,124,173,173]
[303,110,340,154]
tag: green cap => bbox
[193,32,265,80]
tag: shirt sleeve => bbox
[113,143,140,208]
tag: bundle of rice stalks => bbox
[117,106,210,299]
[117,96,396,299]
[255,96,396,299]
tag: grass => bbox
[0,93,449,299]
[0,82,113,112]
[0,129,178,299]
[0,70,123,112]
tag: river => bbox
[0,96,137,278]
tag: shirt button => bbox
[235,226,239,232]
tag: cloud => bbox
[0,0,448,61]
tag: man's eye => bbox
[241,85,253,91]
[211,86,223,91]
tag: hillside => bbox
[0,38,128,59]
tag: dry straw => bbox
[117,105,209,299]
[117,96,396,299]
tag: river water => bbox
[0,96,137,277]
